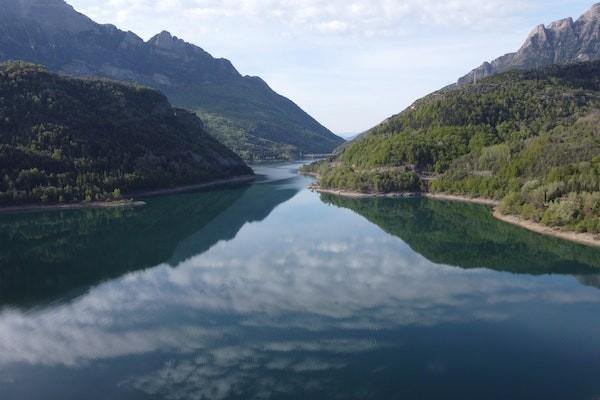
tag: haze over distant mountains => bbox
[458,3,600,85]
[0,0,344,160]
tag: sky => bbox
[68,0,595,136]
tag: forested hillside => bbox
[0,62,252,206]
[0,0,344,160]
[307,61,600,234]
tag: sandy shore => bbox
[311,186,600,247]
[0,200,146,215]
[493,210,600,248]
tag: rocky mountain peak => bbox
[549,17,574,31]
[529,24,548,37]
[120,31,145,49]
[519,24,553,54]
[457,3,600,86]
[154,30,174,40]
[145,30,219,66]
[148,31,185,50]
[581,3,600,20]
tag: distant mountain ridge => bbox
[458,3,600,85]
[0,0,344,159]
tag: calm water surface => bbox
[1,163,599,400]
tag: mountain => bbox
[306,61,600,234]
[458,3,600,86]
[0,0,344,160]
[0,61,252,206]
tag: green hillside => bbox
[0,62,252,206]
[307,61,600,234]
[0,0,345,160]
[166,75,344,160]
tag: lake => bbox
[1,162,599,400]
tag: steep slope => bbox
[0,62,252,206]
[458,3,600,85]
[308,61,600,234]
[0,0,344,160]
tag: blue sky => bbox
[69,0,595,136]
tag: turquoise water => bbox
[0,163,599,399]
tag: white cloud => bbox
[75,0,529,38]
[0,213,597,367]
[0,184,599,398]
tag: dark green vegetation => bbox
[0,62,252,206]
[171,77,344,160]
[311,61,600,234]
[0,177,300,307]
[304,162,423,193]
[322,195,600,273]
[0,0,344,160]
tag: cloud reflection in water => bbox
[1,189,599,399]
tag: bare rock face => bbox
[458,3,600,85]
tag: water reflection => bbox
[1,166,599,400]
[321,194,600,274]
[0,164,303,308]
[577,274,600,289]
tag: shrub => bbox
[499,192,524,215]
[541,193,581,227]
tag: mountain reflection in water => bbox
[0,163,599,400]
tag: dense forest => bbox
[0,62,252,206]
[305,61,600,234]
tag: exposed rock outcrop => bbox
[458,3,600,85]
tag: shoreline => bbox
[493,210,600,248]
[311,186,420,199]
[423,193,499,207]
[0,175,256,215]
[131,175,256,198]
[311,186,599,248]
[0,199,146,215]
[311,186,498,205]
[299,171,320,178]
